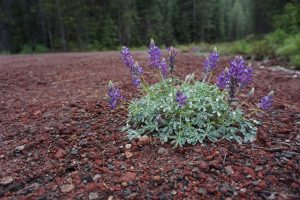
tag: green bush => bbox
[277,34,300,57]
[124,78,257,147]
[20,44,33,54]
[291,54,300,69]
[224,40,253,55]
[35,44,49,53]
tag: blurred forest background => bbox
[0,0,299,67]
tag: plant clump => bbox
[106,39,274,146]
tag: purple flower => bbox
[216,67,230,89]
[175,91,188,108]
[259,91,274,110]
[168,46,177,72]
[121,46,134,68]
[216,56,253,89]
[228,56,253,87]
[217,56,253,101]
[160,58,168,80]
[148,39,161,68]
[107,81,122,109]
[130,61,143,86]
[204,47,219,73]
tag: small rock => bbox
[0,176,14,185]
[219,182,233,194]
[121,182,128,187]
[295,134,300,144]
[138,135,151,144]
[79,139,88,147]
[15,145,25,151]
[93,174,101,182]
[240,188,247,193]
[157,147,169,155]
[70,148,78,155]
[198,161,209,171]
[127,192,138,199]
[125,144,132,150]
[246,175,252,179]
[0,154,4,159]
[255,166,264,172]
[152,175,161,181]
[199,188,207,195]
[107,196,113,200]
[123,188,132,196]
[88,192,99,200]
[82,175,93,184]
[54,148,66,159]
[225,166,234,176]
[125,151,133,158]
[119,172,136,182]
[60,184,74,193]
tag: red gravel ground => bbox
[0,51,299,199]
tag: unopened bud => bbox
[268,90,274,97]
[224,67,229,74]
[150,38,155,47]
[248,87,255,97]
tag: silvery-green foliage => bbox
[123,79,257,147]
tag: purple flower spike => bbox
[148,39,161,68]
[131,61,143,86]
[217,67,230,89]
[121,46,134,68]
[228,56,253,87]
[175,91,188,108]
[168,46,177,72]
[160,58,168,80]
[107,81,122,109]
[216,56,253,89]
[204,47,219,73]
[259,91,274,110]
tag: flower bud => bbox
[268,90,274,97]
[248,87,255,97]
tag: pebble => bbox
[70,148,78,155]
[54,148,66,159]
[125,144,132,149]
[198,161,209,171]
[157,147,169,155]
[152,175,161,181]
[138,135,151,144]
[255,166,264,172]
[246,175,252,179]
[79,139,88,147]
[82,175,93,184]
[60,184,75,193]
[125,151,133,158]
[225,166,234,176]
[240,188,247,193]
[0,176,14,185]
[93,174,101,182]
[0,154,4,159]
[119,172,137,182]
[88,192,99,200]
[15,145,25,151]
[121,182,128,187]
[199,188,207,195]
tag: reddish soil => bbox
[0,51,299,199]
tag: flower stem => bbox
[207,71,213,83]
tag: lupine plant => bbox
[107,39,274,147]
